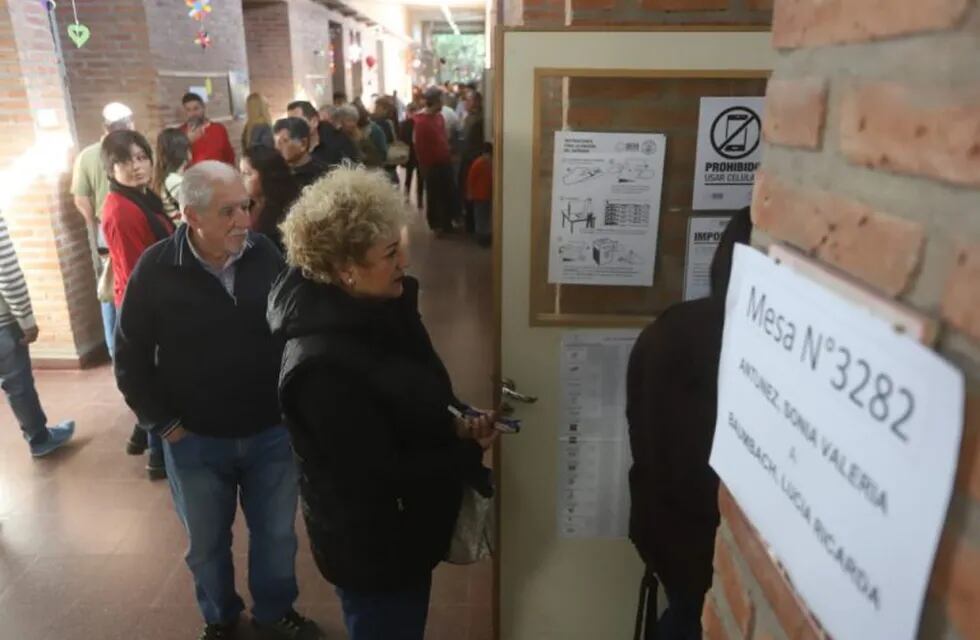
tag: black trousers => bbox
[421,163,458,233]
[405,160,424,209]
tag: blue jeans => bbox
[0,323,48,445]
[101,301,117,358]
[336,573,433,640]
[163,425,300,625]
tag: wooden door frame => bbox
[489,26,771,639]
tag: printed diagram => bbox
[586,239,642,266]
[559,197,596,234]
[561,159,657,186]
[615,139,659,156]
[604,202,650,228]
[558,241,590,263]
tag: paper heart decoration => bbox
[194,30,211,49]
[365,55,376,70]
[186,0,212,21]
[67,23,90,48]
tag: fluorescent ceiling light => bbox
[440,3,461,35]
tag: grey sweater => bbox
[0,214,35,331]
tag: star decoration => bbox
[194,30,211,49]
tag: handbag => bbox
[446,484,495,564]
[386,140,410,166]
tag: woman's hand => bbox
[455,409,500,447]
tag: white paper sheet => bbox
[683,215,731,301]
[692,97,764,210]
[548,132,666,286]
[558,330,640,538]
[710,245,964,640]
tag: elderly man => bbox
[113,162,320,640]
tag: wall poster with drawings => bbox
[548,131,666,287]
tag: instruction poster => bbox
[683,215,731,301]
[548,132,666,286]
[710,245,964,640]
[692,97,764,210]
[557,330,639,538]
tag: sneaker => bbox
[198,622,238,640]
[252,610,322,640]
[30,421,75,458]
[126,425,148,455]
[146,448,167,481]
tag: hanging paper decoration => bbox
[66,0,90,48]
[40,0,57,10]
[186,0,212,21]
[194,30,211,50]
[365,55,376,70]
[204,77,213,96]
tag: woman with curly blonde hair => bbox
[267,166,497,640]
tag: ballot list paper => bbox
[557,330,640,538]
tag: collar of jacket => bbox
[172,223,256,269]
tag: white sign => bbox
[692,97,764,210]
[558,330,639,538]
[548,131,666,286]
[683,215,731,301]
[710,245,964,640]
[188,85,209,103]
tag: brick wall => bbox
[706,2,980,639]
[244,1,294,119]
[288,0,334,110]
[514,0,772,27]
[1,1,101,362]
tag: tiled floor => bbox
[0,208,495,639]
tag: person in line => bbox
[267,166,497,640]
[372,96,400,184]
[101,130,176,480]
[626,207,753,640]
[286,100,358,168]
[438,90,460,154]
[352,99,388,170]
[458,90,485,235]
[273,117,329,191]
[0,213,75,458]
[333,91,348,107]
[399,103,423,210]
[70,102,135,359]
[114,161,321,640]
[414,89,458,235]
[391,90,406,122]
[466,142,493,247]
[153,128,192,224]
[241,145,300,253]
[181,92,236,167]
[242,92,275,151]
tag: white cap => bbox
[102,102,133,125]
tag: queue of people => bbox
[0,84,501,640]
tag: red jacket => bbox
[412,111,450,168]
[181,121,236,167]
[466,155,492,202]
[102,192,175,306]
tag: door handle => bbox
[501,377,538,404]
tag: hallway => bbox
[0,209,495,640]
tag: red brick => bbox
[702,598,730,640]
[719,486,822,640]
[747,0,773,9]
[929,532,980,640]
[763,77,827,150]
[943,243,980,343]
[840,83,980,187]
[642,0,728,9]
[773,0,971,48]
[955,395,980,501]
[714,536,757,638]
[751,171,926,296]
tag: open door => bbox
[492,28,773,639]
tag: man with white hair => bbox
[113,161,321,640]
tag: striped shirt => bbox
[0,214,35,331]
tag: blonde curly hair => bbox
[279,165,408,284]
